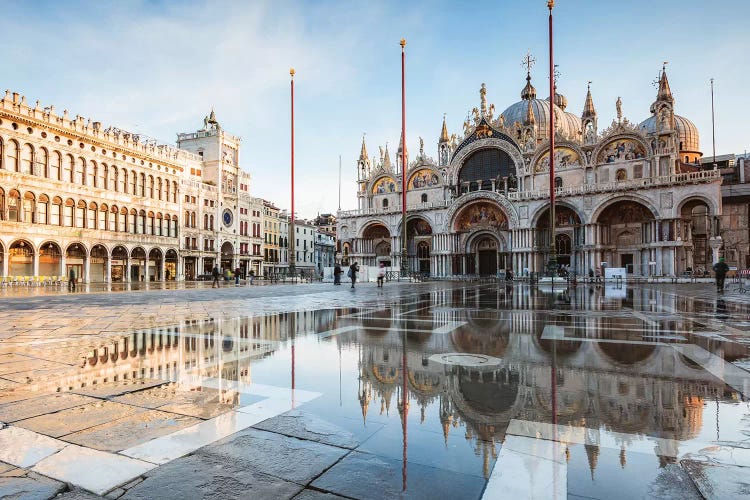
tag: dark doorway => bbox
[621,253,634,273]
[478,250,497,276]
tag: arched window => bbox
[76,201,86,227]
[0,188,4,220]
[459,148,516,190]
[130,170,137,194]
[382,199,389,208]
[23,193,35,222]
[88,202,97,229]
[38,195,49,224]
[204,213,209,229]
[190,212,196,227]
[421,193,428,203]
[50,151,61,180]
[148,175,154,198]
[554,176,563,188]
[139,173,146,197]
[36,148,48,177]
[86,160,95,186]
[63,155,74,182]
[99,204,107,230]
[156,178,162,200]
[20,144,33,174]
[210,214,214,230]
[74,157,85,185]
[50,197,62,225]
[417,241,430,259]
[7,140,19,172]
[7,190,21,221]
[63,199,75,226]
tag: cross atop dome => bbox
[521,50,537,100]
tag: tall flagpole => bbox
[289,68,296,275]
[338,155,342,211]
[547,0,557,277]
[400,38,408,277]
[710,78,716,166]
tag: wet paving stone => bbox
[122,452,303,500]
[61,410,202,452]
[72,379,170,399]
[292,489,349,499]
[0,474,66,500]
[0,393,97,423]
[682,460,750,499]
[16,401,144,438]
[311,450,486,500]
[199,427,350,484]
[254,409,362,449]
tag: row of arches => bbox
[0,137,179,202]
[347,194,716,277]
[0,187,178,237]
[0,239,178,282]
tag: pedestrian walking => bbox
[333,263,342,285]
[713,257,729,293]
[235,267,241,286]
[348,262,359,289]
[377,262,385,288]
[212,265,220,288]
[68,267,76,292]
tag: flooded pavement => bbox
[1,281,749,498]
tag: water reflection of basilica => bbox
[352,288,741,478]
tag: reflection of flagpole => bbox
[291,313,296,408]
[402,329,409,491]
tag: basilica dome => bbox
[500,81,581,142]
[638,114,701,155]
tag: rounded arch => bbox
[452,200,509,233]
[131,246,147,259]
[444,191,519,231]
[464,229,508,254]
[8,239,33,275]
[590,194,660,223]
[530,202,584,228]
[449,137,524,184]
[407,166,441,189]
[676,194,719,218]
[360,219,392,239]
[369,174,399,195]
[591,132,652,165]
[38,241,62,276]
[112,245,128,260]
[530,140,587,174]
[65,241,88,256]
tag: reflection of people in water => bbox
[716,299,728,320]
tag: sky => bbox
[2,0,748,218]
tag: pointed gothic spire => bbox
[383,143,392,170]
[440,114,450,143]
[359,135,368,162]
[657,62,674,104]
[397,134,407,156]
[480,83,488,116]
[582,82,596,118]
[585,443,600,480]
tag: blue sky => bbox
[2,0,748,217]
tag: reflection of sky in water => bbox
[8,285,750,489]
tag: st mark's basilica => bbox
[337,61,722,278]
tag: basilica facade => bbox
[337,65,722,277]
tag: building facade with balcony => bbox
[0,93,265,282]
[337,65,723,277]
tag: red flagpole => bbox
[400,39,408,275]
[290,68,296,274]
[548,1,556,274]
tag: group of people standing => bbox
[333,262,387,289]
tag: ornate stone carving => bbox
[660,192,673,209]
[443,191,519,232]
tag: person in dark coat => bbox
[234,267,241,286]
[713,257,730,292]
[212,265,220,288]
[333,264,342,285]
[349,262,359,289]
[68,267,76,292]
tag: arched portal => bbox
[220,242,234,273]
[165,249,178,281]
[90,245,108,282]
[362,223,391,267]
[0,242,4,276]
[65,243,87,282]
[111,246,128,282]
[148,248,163,281]
[595,200,656,275]
[9,240,33,275]
[680,199,712,275]
[131,247,146,281]
[39,242,62,276]
[472,235,499,276]
[535,205,582,270]
[406,218,432,273]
